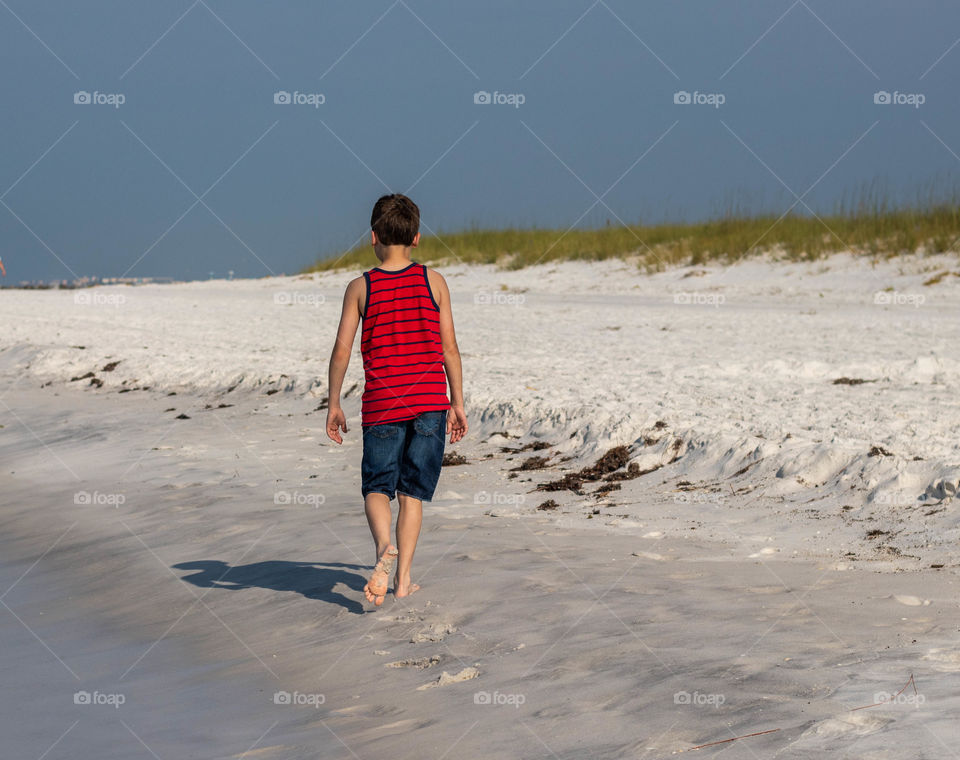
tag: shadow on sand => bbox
[173,560,369,615]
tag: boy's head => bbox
[370,194,420,255]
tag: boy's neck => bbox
[375,245,414,270]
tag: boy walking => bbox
[325,194,468,606]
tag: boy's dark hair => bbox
[371,194,420,247]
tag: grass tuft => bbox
[304,195,960,274]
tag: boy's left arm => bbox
[326,277,363,444]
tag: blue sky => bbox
[2,0,959,282]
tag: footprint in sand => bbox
[631,551,669,561]
[416,667,479,690]
[411,623,457,643]
[892,594,930,607]
[923,648,960,672]
[386,655,441,670]
[801,712,891,740]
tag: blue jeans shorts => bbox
[361,410,447,502]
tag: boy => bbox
[325,194,468,606]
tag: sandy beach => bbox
[3,382,959,759]
[2,255,959,758]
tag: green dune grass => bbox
[304,201,960,274]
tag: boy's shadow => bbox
[173,560,369,615]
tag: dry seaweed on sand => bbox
[581,446,631,478]
[510,455,551,471]
[537,445,633,493]
[500,440,552,453]
[604,462,650,481]
[442,452,468,466]
[594,483,621,498]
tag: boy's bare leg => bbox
[394,493,422,597]
[364,493,392,562]
[363,493,396,606]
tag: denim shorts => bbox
[361,410,447,502]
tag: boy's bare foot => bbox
[394,573,420,598]
[365,546,398,606]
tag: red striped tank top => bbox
[360,262,449,427]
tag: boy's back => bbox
[359,261,449,426]
[325,194,467,606]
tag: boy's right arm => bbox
[325,277,363,444]
[430,270,468,444]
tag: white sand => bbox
[3,252,959,564]
[1,253,959,757]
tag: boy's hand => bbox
[447,405,468,444]
[326,407,348,444]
